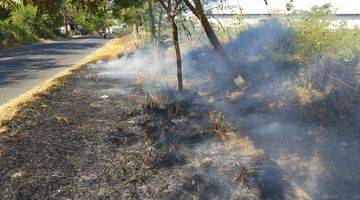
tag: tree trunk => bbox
[155,8,164,64]
[147,0,156,41]
[183,0,247,81]
[147,0,158,63]
[157,8,163,39]
[169,17,183,91]
[35,5,43,36]
[183,0,227,59]
[63,6,69,35]
[133,24,140,37]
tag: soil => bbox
[0,64,307,199]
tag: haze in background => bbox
[221,0,360,14]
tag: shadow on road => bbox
[0,36,111,87]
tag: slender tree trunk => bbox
[155,8,163,64]
[147,0,158,63]
[147,0,156,41]
[157,9,163,39]
[63,7,69,35]
[183,0,246,81]
[35,5,43,35]
[133,24,140,37]
[183,0,227,59]
[169,17,183,91]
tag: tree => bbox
[182,0,246,82]
[112,0,146,36]
[146,0,157,41]
[183,0,227,59]
[20,0,65,37]
[157,0,184,91]
[70,0,108,13]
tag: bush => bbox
[11,4,37,32]
[0,4,40,48]
[0,19,37,48]
[11,4,57,39]
[282,5,360,126]
[289,4,360,64]
[0,4,62,48]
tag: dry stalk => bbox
[209,111,225,135]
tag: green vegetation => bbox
[0,0,111,48]
[290,4,360,64]
[270,5,360,126]
[0,5,38,48]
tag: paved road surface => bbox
[0,35,111,106]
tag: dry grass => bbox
[87,35,141,62]
[209,111,225,135]
[0,35,141,132]
[138,94,163,110]
[290,81,326,105]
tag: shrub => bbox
[0,5,39,48]
[11,4,37,32]
[289,4,360,65]
[282,5,360,126]
[0,19,37,48]
[0,4,61,48]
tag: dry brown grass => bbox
[87,35,141,62]
[0,35,141,132]
[209,111,225,135]
[290,81,326,105]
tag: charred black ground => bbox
[1,18,359,200]
[0,65,308,199]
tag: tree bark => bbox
[157,8,163,38]
[157,0,184,91]
[155,8,164,64]
[147,0,156,41]
[169,17,183,91]
[133,24,140,36]
[183,0,227,59]
[63,6,69,35]
[183,0,247,81]
[34,4,44,35]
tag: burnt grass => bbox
[0,66,273,200]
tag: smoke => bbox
[91,17,360,198]
[181,17,360,198]
[91,46,175,96]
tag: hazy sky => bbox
[225,0,360,14]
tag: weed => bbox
[119,157,128,180]
[144,131,152,146]
[138,94,162,110]
[209,111,225,135]
[290,81,325,105]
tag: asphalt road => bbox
[0,35,111,106]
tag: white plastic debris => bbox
[100,95,109,99]
[234,75,245,88]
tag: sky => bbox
[223,0,360,14]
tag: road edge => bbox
[0,35,139,133]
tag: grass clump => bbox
[209,111,225,135]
